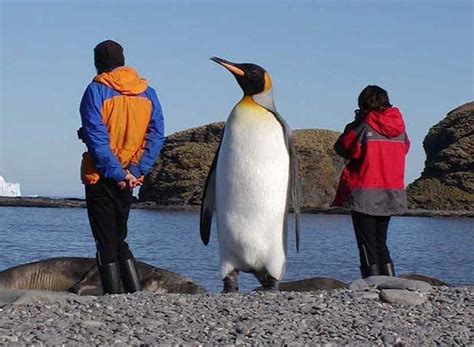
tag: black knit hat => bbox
[94,40,125,74]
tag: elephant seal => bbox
[0,257,205,295]
[400,273,450,287]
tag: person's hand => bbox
[125,173,138,190]
[117,173,141,191]
[342,110,364,133]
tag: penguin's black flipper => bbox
[200,129,225,245]
[270,111,301,253]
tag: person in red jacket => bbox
[333,85,410,278]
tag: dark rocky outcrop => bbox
[0,197,86,208]
[138,123,225,207]
[138,123,345,209]
[407,102,474,210]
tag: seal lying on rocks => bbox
[400,273,450,287]
[254,274,450,292]
[0,257,205,295]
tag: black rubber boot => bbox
[99,262,123,294]
[360,263,380,278]
[119,258,141,293]
[379,262,395,276]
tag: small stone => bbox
[380,289,426,305]
[235,334,245,345]
[349,292,379,300]
[81,320,106,328]
[0,335,19,343]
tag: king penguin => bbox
[200,57,301,292]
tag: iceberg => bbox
[0,176,21,197]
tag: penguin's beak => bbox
[210,56,245,77]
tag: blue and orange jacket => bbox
[80,67,165,184]
[332,107,410,216]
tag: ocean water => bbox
[0,207,472,292]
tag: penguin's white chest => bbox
[215,99,289,278]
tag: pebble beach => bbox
[1,281,472,345]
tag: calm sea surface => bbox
[0,207,472,292]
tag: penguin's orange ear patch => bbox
[264,72,273,91]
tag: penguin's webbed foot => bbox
[261,278,279,292]
[255,270,280,292]
[222,270,239,293]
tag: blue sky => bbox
[1,0,472,197]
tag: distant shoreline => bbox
[0,196,472,218]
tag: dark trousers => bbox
[351,211,392,267]
[85,179,134,265]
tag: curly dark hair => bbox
[357,85,392,117]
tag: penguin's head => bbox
[211,57,275,111]
[210,56,272,96]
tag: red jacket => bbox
[332,107,410,216]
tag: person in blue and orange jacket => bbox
[79,40,164,294]
[332,85,410,279]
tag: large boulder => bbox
[139,123,224,206]
[407,102,474,210]
[138,122,345,209]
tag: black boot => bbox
[379,262,395,276]
[99,262,123,294]
[360,263,380,278]
[119,258,141,293]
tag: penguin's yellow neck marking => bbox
[237,72,276,113]
[239,96,261,108]
[263,72,272,92]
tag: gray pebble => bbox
[349,291,379,300]
[81,320,106,328]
